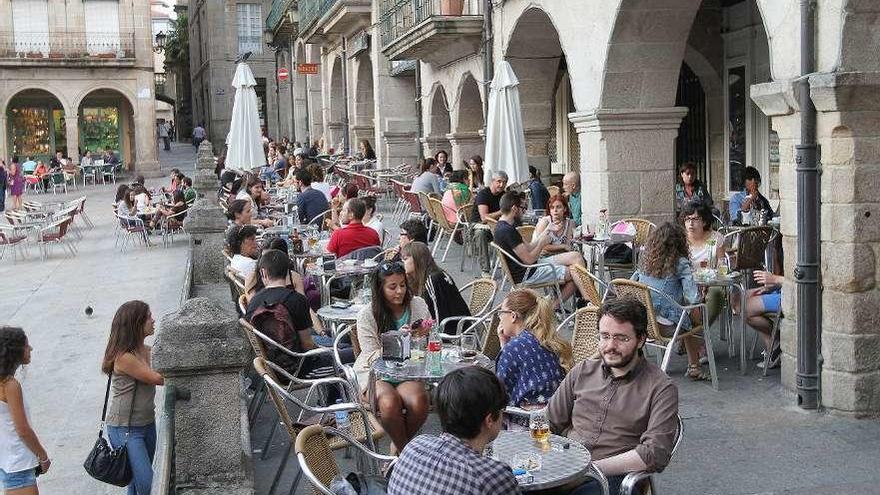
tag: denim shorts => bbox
[0,467,37,490]
[524,264,567,285]
[761,292,781,313]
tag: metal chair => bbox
[490,241,566,315]
[438,305,502,360]
[459,278,498,318]
[619,415,684,495]
[571,264,610,307]
[101,164,117,184]
[160,209,188,247]
[48,172,67,195]
[296,424,396,495]
[517,224,535,243]
[37,217,76,260]
[255,357,384,495]
[556,305,601,364]
[609,279,717,390]
[116,214,149,252]
[0,225,29,262]
[427,196,467,262]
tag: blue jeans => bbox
[569,474,625,495]
[107,422,156,495]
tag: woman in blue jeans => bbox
[102,301,164,495]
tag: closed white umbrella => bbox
[483,61,529,186]
[225,62,266,172]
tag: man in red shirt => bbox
[326,197,380,257]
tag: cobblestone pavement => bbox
[0,143,194,494]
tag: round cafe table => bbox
[371,348,494,383]
[316,303,367,336]
[492,431,592,492]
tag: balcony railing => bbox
[299,0,338,35]
[379,0,482,49]
[267,0,296,31]
[155,73,167,96]
[0,31,136,62]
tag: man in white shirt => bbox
[227,225,260,277]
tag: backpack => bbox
[250,301,301,373]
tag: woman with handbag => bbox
[1,326,50,494]
[101,301,164,495]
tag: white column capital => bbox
[568,107,689,133]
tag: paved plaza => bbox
[3,145,880,494]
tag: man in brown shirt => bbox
[547,297,679,495]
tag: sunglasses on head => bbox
[378,261,405,275]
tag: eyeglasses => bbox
[498,309,517,317]
[598,332,633,343]
[378,261,405,275]
[399,231,410,238]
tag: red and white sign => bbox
[277,67,289,82]
[297,63,319,75]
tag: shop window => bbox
[9,107,51,157]
[81,107,120,154]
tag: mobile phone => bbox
[410,319,424,330]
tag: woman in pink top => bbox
[440,170,471,226]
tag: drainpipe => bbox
[289,34,296,142]
[415,61,424,159]
[795,0,820,410]
[341,38,350,155]
[482,0,493,132]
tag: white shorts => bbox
[524,263,567,285]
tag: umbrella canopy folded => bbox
[225,62,266,172]
[483,61,529,186]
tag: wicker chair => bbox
[296,425,397,495]
[225,266,247,296]
[459,278,498,317]
[556,305,601,364]
[255,357,384,495]
[604,218,656,277]
[570,264,609,307]
[517,224,535,243]
[609,279,717,390]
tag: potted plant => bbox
[440,0,464,15]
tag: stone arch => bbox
[353,54,375,149]
[3,85,74,117]
[453,72,482,133]
[424,83,451,156]
[504,6,575,176]
[4,87,71,162]
[328,55,345,150]
[76,87,137,168]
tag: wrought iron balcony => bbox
[155,73,167,96]
[379,0,483,66]
[0,31,136,65]
[298,0,370,42]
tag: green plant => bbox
[164,13,189,74]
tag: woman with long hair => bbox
[401,242,470,332]
[467,155,484,189]
[354,261,431,452]
[681,201,725,325]
[359,139,377,160]
[496,289,571,407]
[115,184,134,216]
[632,223,705,379]
[1,326,50,494]
[440,170,471,226]
[534,194,575,254]
[101,301,164,495]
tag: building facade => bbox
[0,0,159,172]
[188,0,290,150]
[152,0,177,127]
[271,0,880,416]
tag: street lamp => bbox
[264,28,282,141]
[154,31,167,53]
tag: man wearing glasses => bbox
[471,170,508,278]
[546,298,679,495]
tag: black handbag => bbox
[83,374,136,487]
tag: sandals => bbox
[687,364,711,381]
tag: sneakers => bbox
[757,349,781,370]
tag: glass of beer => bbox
[529,409,550,443]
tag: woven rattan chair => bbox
[225,266,247,296]
[557,305,601,364]
[571,264,609,307]
[255,357,384,495]
[517,224,535,244]
[609,279,717,390]
[459,278,498,317]
[603,218,656,277]
[296,425,397,495]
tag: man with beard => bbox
[546,298,679,495]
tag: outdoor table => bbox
[696,271,748,374]
[316,303,368,336]
[371,348,494,383]
[574,233,635,282]
[492,431,592,492]
[308,259,378,306]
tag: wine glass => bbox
[459,334,478,361]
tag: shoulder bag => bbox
[83,374,136,487]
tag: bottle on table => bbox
[426,323,443,376]
[597,209,609,238]
[334,399,351,436]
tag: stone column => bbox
[184,141,228,286]
[570,108,688,227]
[447,131,483,170]
[381,122,418,169]
[0,113,7,163]
[64,115,80,164]
[152,297,253,494]
[134,77,161,175]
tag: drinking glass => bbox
[529,409,550,443]
[459,334,478,361]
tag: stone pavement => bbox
[249,195,880,495]
[0,144,194,494]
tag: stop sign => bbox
[277,67,289,82]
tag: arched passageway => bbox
[449,73,484,169]
[424,85,450,158]
[505,7,576,179]
[353,54,375,152]
[5,88,68,163]
[77,88,136,168]
[328,56,346,152]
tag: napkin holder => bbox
[381,331,411,362]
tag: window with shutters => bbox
[12,0,49,56]
[237,3,263,55]
[84,0,121,55]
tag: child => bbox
[1,326,50,493]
